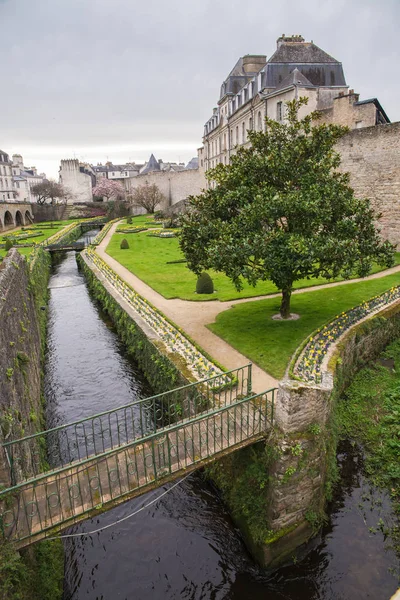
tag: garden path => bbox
[97,223,400,392]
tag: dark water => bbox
[44,240,399,600]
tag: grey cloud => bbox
[1,0,399,177]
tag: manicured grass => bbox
[106,227,400,302]
[208,272,400,379]
[0,220,75,259]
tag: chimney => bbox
[277,34,305,48]
[242,54,267,73]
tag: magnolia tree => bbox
[31,180,70,205]
[179,98,394,319]
[129,183,165,213]
[92,178,125,201]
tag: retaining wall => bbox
[0,249,50,486]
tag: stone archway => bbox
[4,211,14,228]
[0,217,3,231]
[25,210,33,224]
[15,210,24,227]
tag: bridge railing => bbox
[3,365,252,484]
[0,387,275,545]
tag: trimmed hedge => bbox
[196,272,214,294]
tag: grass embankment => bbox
[336,338,400,557]
[209,273,400,378]
[106,216,400,302]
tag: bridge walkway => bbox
[0,366,275,548]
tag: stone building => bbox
[59,159,96,203]
[203,35,390,172]
[0,150,16,201]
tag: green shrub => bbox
[5,239,14,251]
[196,272,214,294]
[120,238,130,250]
[126,217,132,224]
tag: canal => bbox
[43,236,399,600]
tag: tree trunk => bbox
[280,288,292,319]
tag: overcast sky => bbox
[1,0,399,178]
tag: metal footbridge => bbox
[0,364,275,548]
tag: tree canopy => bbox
[179,98,394,318]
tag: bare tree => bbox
[129,183,165,213]
[31,180,70,205]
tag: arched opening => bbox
[0,217,3,231]
[4,211,14,228]
[25,210,33,224]
[15,210,23,227]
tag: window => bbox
[242,122,245,143]
[258,111,262,131]
[112,172,115,176]
[276,102,283,122]
[223,133,226,150]
[236,126,239,145]
[249,117,253,131]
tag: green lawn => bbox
[0,221,71,259]
[106,227,400,302]
[209,272,400,379]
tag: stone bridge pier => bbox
[0,202,34,231]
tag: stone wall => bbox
[262,300,400,565]
[125,168,206,209]
[0,250,49,487]
[337,122,400,247]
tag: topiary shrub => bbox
[5,239,14,251]
[126,217,132,224]
[120,238,129,249]
[196,272,214,294]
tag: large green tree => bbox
[180,98,394,318]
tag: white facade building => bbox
[11,154,46,202]
[202,35,390,174]
[0,150,16,201]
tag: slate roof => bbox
[218,38,346,104]
[185,157,199,170]
[140,154,161,174]
[275,68,314,90]
[269,41,338,64]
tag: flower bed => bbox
[2,231,43,241]
[293,286,400,383]
[116,226,148,234]
[91,218,120,246]
[84,247,231,384]
[147,231,176,238]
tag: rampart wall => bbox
[125,169,206,209]
[337,122,400,247]
[0,250,50,486]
